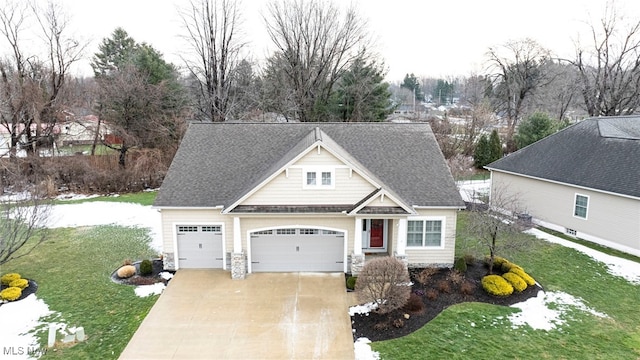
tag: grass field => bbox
[2,195,159,359]
[371,212,640,359]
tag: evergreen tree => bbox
[400,73,425,101]
[488,129,503,163]
[474,134,490,168]
[515,112,556,149]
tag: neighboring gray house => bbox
[154,122,464,279]
[486,116,640,256]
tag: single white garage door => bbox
[176,225,224,269]
[250,228,344,272]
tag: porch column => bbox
[233,217,242,253]
[353,217,363,254]
[396,218,407,255]
[231,217,246,279]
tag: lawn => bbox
[1,194,160,359]
[371,212,640,359]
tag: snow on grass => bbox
[0,294,54,359]
[354,337,380,360]
[457,179,490,203]
[134,282,166,297]
[55,193,101,201]
[509,290,608,331]
[526,228,640,285]
[45,201,162,252]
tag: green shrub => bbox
[1,273,21,286]
[117,265,136,278]
[463,254,476,265]
[510,268,536,286]
[139,259,153,276]
[481,275,514,296]
[9,278,29,290]
[502,272,527,292]
[346,276,357,290]
[454,257,467,273]
[0,286,22,301]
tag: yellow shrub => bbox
[117,265,136,278]
[1,273,21,286]
[500,261,523,273]
[502,272,527,292]
[510,268,536,286]
[482,275,514,296]
[9,278,29,290]
[0,287,22,301]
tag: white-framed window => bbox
[303,167,334,189]
[406,217,445,248]
[299,228,319,235]
[573,194,589,219]
[178,226,198,232]
[276,228,296,235]
[201,225,221,232]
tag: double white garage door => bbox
[176,225,344,272]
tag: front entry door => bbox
[369,219,384,248]
[362,219,387,252]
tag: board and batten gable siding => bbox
[404,208,458,266]
[365,194,401,208]
[492,172,640,253]
[241,147,377,205]
[160,209,232,268]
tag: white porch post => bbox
[396,218,407,255]
[353,217,363,255]
[233,217,242,253]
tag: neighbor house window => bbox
[303,168,334,189]
[406,218,444,247]
[574,194,589,219]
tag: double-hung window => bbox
[574,194,589,219]
[303,168,334,189]
[407,217,444,247]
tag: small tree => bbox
[473,134,490,168]
[515,112,556,149]
[466,183,528,274]
[0,191,50,265]
[355,257,411,314]
[488,129,503,161]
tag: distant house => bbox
[154,123,465,279]
[486,116,640,256]
[58,115,104,146]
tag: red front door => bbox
[370,219,384,248]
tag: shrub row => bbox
[481,257,537,296]
[1,273,26,302]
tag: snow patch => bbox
[159,272,174,280]
[134,282,166,297]
[0,294,54,359]
[457,179,490,203]
[349,302,378,316]
[509,290,607,330]
[354,337,380,360]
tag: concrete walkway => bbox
[119,270,355,359]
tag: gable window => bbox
[407,217,444,247]
[303,167,334,189]
[574,194,589,219]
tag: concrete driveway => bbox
[119,270,354,359]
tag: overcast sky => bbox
[51,0,640,81]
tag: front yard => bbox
[0,194,160,359]
[369,212,640,359]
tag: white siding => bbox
[242,147,376,205]
[364,194,401,208]
[404,209,458,266]
[492,172,640,253]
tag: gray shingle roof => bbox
[154,122,464,208]
[486,116,640,198]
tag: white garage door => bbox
[176,225,224,269]
[250,228,344,272]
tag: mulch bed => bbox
[110,259,174,286]
[350,260,542,342]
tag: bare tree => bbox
[179,0,246,122]
[0,1,85,157]
[568,4,640,116]
[0,192,50,265]
[355,256,411,314]
[486,39,551,151]
[263,0,371,122]
[465,182,529,274]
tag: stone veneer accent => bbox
[231,252,246,279]
[350,253,365,275]
[162,252,175,271]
